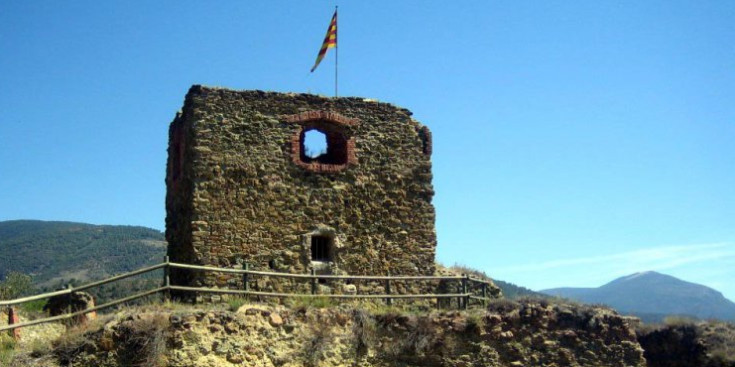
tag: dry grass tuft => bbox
[352,308,377,356]
[114,313,170,367]
[301,321,334,367]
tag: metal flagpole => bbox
[335,6,338,98]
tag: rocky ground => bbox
[637,318,735,367]
[4,298,654,367]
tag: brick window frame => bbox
[283,111,358,173]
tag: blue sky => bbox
[1,1,734,300]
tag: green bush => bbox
[0,272,32,300]
[20,298,47,318]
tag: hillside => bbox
[492,279,547,299]
[0,220,165,288]
[448,265,547,300]
[542,271,735,322]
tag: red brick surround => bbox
[282,110,359,126]
[284,111,358,173]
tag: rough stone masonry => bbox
[166,86,437,287]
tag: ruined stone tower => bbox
[166,86,436,287]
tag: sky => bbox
[1,1,734,300]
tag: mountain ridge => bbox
[542,271,735,322]
[0,219,165,287]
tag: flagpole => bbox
[335,6,338,98]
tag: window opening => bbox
[299,126,348,165]
[311,235,332,261]
[303,130,327,159]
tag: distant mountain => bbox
[493,279,549,299]
[541,271,735,323]
[0,220,166,288]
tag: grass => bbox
[226,296,248,311]
[0,333,17,366]
[286,295,338,309]
[465,309,485,334]
[662,315,698,327]
[449,264,491,280]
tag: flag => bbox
[310,9,337,73]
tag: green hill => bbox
[0,220,166,289]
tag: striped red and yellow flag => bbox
[310,10,337,73]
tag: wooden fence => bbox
[1,257,496,333]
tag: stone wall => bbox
[166,86,437,287]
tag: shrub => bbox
[0,272,33,300]
[352,308,377,356]
[114,314,170,367]
[486,297,520,313]
[20,299,47,319]
[53,324,97,365]
[465,311,485,334]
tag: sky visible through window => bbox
[303,130,327,158]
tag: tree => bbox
[0,272,32,300]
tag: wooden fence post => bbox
[242,263,249,301]
[163,256,171,301]
[385,272,392,306]
[311,268,317,295]
[461,275,469,310]
[66,284,73,316]
[7,306,20,340]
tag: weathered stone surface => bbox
[22,302,647,367]
[269,313,283,327]
[166,86,437,288]
[43,290,96,324]
[342,284,357,295]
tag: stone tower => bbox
[166,86,436,287]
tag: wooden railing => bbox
[1,258,496,333]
